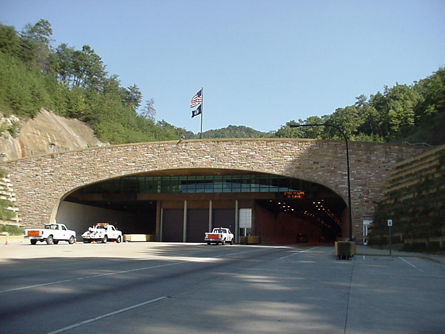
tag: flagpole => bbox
[200,86,203,139]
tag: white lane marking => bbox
[0,279,73,294]
[0,262,181,294]
[399,257,419,269]
[398,257,445,277]
[217,249,264,257]
[279,247,319,260]
[45,296,167,334]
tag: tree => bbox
[141,98,156,121]
[300,116,327,138]
[275,116,328,139]
[386,84,419,138]
[368,84,420,141]
[0,24,20,56]
[54,43,76,85]
[326,106,362,140]
[354,95,381,139]
[72,45,107,91]
[121,85,142,111]
[275,120,302,138]
[414,68,445,124]
[19,19,53,71]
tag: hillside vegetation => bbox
[0,20,189,144]
[0,19,444,146]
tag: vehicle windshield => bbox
[44,224,58,230]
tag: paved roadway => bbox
[1,242,444,334]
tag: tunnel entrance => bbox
[58,169,346,243]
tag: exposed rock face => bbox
[0,109,107,162]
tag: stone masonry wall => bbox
[0,139,428,240]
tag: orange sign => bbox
[283,191,305,199]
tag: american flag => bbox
[190,89,202,108]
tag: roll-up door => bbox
[213,209,235,231]
[162,209,183,242]
[187,209,209,242]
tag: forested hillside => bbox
[0,19,190,144]
[0,19,444,145]
[275,73,445,145]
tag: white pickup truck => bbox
[82,223,123,243]
[205,227,234,245]
[25,223,76,245]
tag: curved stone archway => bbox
[1,138,428,242]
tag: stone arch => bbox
[0,139,428,243]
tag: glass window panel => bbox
[81,173,313,195]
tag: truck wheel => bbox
[230,239,233,245]
[117,236,122,243]
[69,236,75,244]
[31,239,37,245]
[207,242,211,245]
[46,235,54,245]
[102,236,108,243]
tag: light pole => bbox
[290,123,353,241]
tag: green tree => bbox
[0,24,20,56]
[54,43,76,85]
[414,68,445,124]
[72,45,107,90]
[385,84,419,139]
[326,106,362,140]
[19,19,53,71]
[354,95,383,141]
[120,84,142,110]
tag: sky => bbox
[1,0,444,134]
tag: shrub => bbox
[0,224,24,235]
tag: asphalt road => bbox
[1,242,444,334]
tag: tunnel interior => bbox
[60,169,345,243]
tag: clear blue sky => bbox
[1,0,444,134]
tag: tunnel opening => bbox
[58,169,346,244]
[255,197,343,244]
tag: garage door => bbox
[187,209,209,242]
[213,209,235,231]
[162,209,183,242]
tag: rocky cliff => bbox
[0,109,107,162]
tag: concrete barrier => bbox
[123,234,155,242]
[335,241,356,260]
[239,236,260,244]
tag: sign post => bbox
[387,219,393,255]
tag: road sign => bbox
[387,219,393,227]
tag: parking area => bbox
[1,242,444,333]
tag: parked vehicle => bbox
[296,233,309,243]
[82,223,122,243]
[25,223,76,245]
[205,228,234,245]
